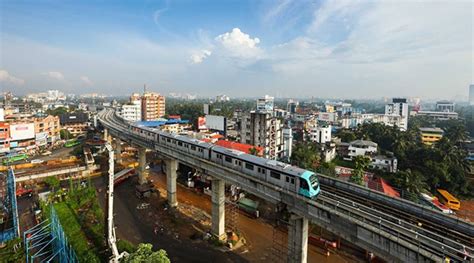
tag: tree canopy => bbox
[121,244,170,263]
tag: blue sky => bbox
[0,0,472,99]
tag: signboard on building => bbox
[198,117,207,130]
[10,123,35,140]
[205,115,226,133]
[36,132,48,146]
[318,112,337,122]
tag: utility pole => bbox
[105,142,128,262]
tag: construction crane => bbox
[105,142,128,262]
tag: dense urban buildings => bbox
[141,92,166,121]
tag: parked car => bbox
[31,159,45,164]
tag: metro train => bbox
[127,123,321,199]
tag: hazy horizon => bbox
[1,0,473,99]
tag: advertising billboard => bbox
[10,123,35,140]
[205,115,226,133]
[36,132,48,146]
[198,117,207,130]
[317,112,336,122]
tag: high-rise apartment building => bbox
[385,98,408,130]
[141,92,166,121]
[287,99,298,114]
[239,96,286,160]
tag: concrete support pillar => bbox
[115,139,122,164]
[138,148,148,185]
[288,214,309,263]
[211,178,225,240]
[165,159,178,207]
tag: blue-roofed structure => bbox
[134,119,190,127]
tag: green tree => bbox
[337,129,356,143]
[122,243,170,263]
[393,169,427,201]
[60,129,73,140]
[44,176,60,192]
[349,156,370,186]
[249,147,259,156]
[46,106,68,116]
[291,142,321,171]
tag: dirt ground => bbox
[457,199,474,222]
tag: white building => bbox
[385,98,408,130]
[119,104,141,122]
[309,125,332,144]
[257,95,274,113]
[282,127,293,162]
[435,101,455,112]
[215,95,230,102]
[345,140,378,161]
[370,155,398,173]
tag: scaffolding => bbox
[225,200,238,232]
[24,206,78,263]
[0,168,19,243]
[272,218,289,263]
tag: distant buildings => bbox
[436,101,455,112]
[339,140,397,173]
[287,99,298,114]
[215,95,230,102]
[412,111,458,121]
[385,98,408,131]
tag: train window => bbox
[178,142,183,146]
[217,154,222,159]
[291,178,295,184]
[270,171,280,180]
[167,138,171,142]
[261,168,266,174]
[225,156,232,163]
[245,163,254,170]
[300,179,309,190]
[199,148,203,152]
[191,146,196,151]
[257,167,261,173]
[286,177,289,183]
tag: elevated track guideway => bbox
[99,108,474,262]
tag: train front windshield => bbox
[309,174,319,189]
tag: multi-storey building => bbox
[34,115,61,146]
[287,99,298,114]
[59,112,89,137]
[0,122,10,153]
[435,101,455,112]
[309,124,332,144]
[419,127,443,145]
[385,98,408,130]
[141,92,165,121]
[240,111,283,160]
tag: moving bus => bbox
[2,153,29,165]
[437,189,461,211]
[64,139,81,148]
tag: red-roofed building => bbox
[168,115,181,120]
[216,140,264,156]
[368,178,400,198]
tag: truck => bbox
[237,197,260,218]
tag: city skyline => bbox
[1,0,473,99]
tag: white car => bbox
[41,151,52,156]
[31,159,45,164]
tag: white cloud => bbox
[190,49,212,64]
[215,28,262,59]
[0,70,25,85]
[80,76,93,85]
[44,71,64,80]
